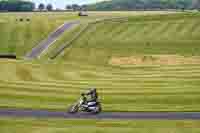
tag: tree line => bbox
[1,0,200,12]
[0,0,82,12]
[86,0,200,11]
[38,3,53,11]
[0,0,35,11]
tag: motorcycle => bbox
[68,95,102,114]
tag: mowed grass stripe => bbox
[1,83,199,92]
[23,65,200,78]
[1,90,200,102]
[1,79,200,92]
[141,22,161,39]
[117,23,139,40]
[126,23,147,40]
[149,21,170,39]
[1,92,200,111]
[36,64,200,75]
[175,20,194,39]
[161,22,181,39]
[121,23,143,40]
[133,23,157,39]
[2,85,200,96]
[191,22,200,39]
[1,117,200,133]
[3,78,200,85]
[109,22,134,39]
[4,59,200,70]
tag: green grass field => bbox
[0,11,177,56]
[0,118,200,133]
[0,11,200,132]
[0,60,200,112]
[0,12,200,112]
[0,12,79,56]
[60,13,200,65]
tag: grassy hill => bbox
[60,13,200,65]
[1,11,200,132]
[1,60,200,111]
[0,12,78,56]
[0,12,200,112]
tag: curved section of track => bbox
[0,109,200,120]
[25,21,79,59]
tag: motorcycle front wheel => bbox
[68,104,79,113]
[92,104,102,114]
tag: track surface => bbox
[0,109,200,120]
[25,21,79,59]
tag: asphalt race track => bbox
[0,109,200,120]
[25,21,79,59]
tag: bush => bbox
[19,18,23,22]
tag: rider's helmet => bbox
[90,88,98,100]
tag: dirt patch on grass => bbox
[16,67,35,81]
[109,55,200,66]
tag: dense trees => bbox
[0,0,35,11]
[71,4,81,11]
[65,4,87,11]
[65,5,72,10]
[1,0,199,12]
[38,3,45,11]
[87,0,200,11]
[46,4,53,11]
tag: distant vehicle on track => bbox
[78,11,88,16]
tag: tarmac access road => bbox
[25,21,79,59]
[0,109,200,120]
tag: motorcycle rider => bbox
[81,88,98,106]
[68,88,101,113]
